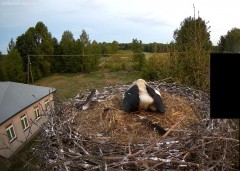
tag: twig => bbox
[202,136,239,142]
[73,141,90,155]
[161,116,187,139]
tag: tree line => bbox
[0,19,239,88]
[142,16,239,91]
[0,22,122,82]
[0,21,177,83]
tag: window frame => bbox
[34,106,41,120]
[6,124,17,143]
[44,100,49,110]
[20,114,29,131]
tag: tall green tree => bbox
[51,37,61,72]
[218,28,240,52]
[60,30,76,54]
[79,29,92,72]
[16,27,37,70]
[34,22,54,54]
[131,38,145,71]
[174,16,211,52]
[34,22,54,77]
[173,16,211,90]
[7,38,16,53]
[3,48,25,82]
[16,21,54,79]
[79,29,90,56]
[60,30,81,72]
[91,40,101,66]
[131,38,143,53]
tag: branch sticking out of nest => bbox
[137,115,167,135]
[28,81,239,171]
[74,89,96,110]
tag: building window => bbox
[21,115,29,130]
[44,100,49,110]
[34,106,41,120]
[6,124,16,142]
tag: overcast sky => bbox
[0,0,239,54]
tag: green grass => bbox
[35,52,155,100]
[35,53,144,101]
[117,49,133,54]
[35,52,172,100]
[144,52,170,59]
[36,71,141,101]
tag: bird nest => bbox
[72,91,199,145]
[33,81,239,171]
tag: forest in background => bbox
[0,15,239,93]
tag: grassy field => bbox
[36,71,141,100]
[35,52,170,101]
[35,50,143,100]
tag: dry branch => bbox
[27,81,239,171]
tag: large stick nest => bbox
[32,81,239,171]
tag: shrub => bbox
[142,51,210,92]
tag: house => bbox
[0,81,56,158]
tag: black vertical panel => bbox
[210,53,240,118]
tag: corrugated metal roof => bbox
[0,81,56,125]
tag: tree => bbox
[33,22,54,77]
[174,16,211,52]
[34,21,54,55]
[3,49,25,82]
[151,42,158,53]
[59,30,81,72]
[79,30,93,72]
[79,29,90,56]
[16,21,54,79]
[131,38,143,53]
[131,38,145,71]
[7,38,16,53]
[60,30,76,54]
[50,37,61,72]
[91,40,101,66]
[16,27,37,67]
[111,41,119,54]
[78,30,94,72]
[218,36,226,52]
[101,42,112,56]
[218,28,240,52]
[173,16,211,90]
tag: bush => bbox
[141,54,171,81]
[133,53,146,71]
[141,52,210,92]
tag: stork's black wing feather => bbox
[123,84,140,112]
[146,85,166,113]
